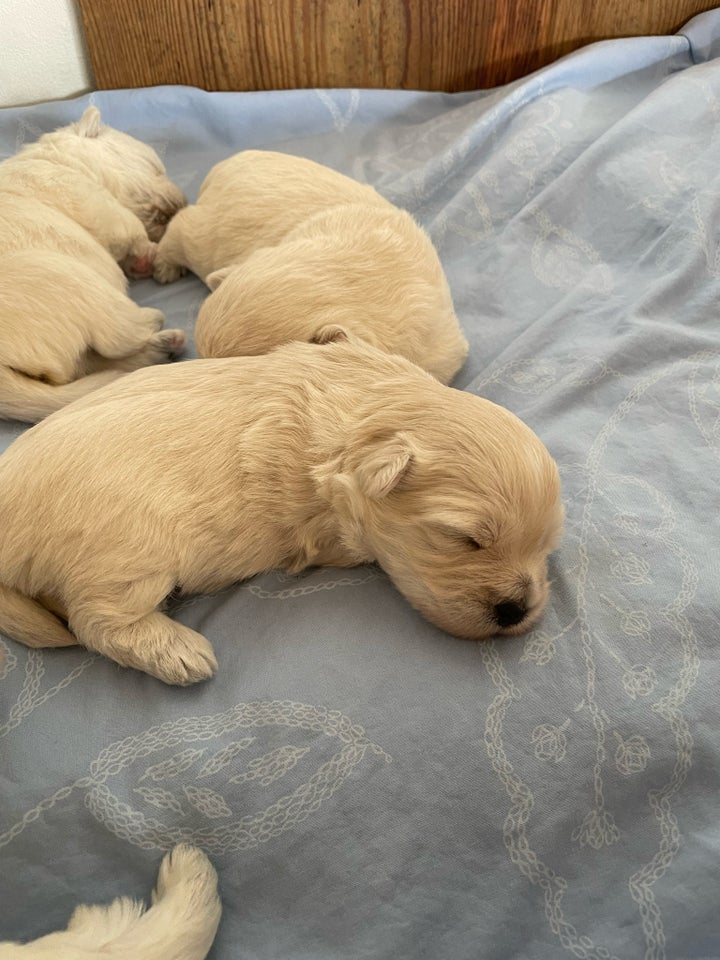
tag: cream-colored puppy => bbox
[0,845,221,960]
[0,335,563,684]
[154,150,468,383]
[0,107,187,422]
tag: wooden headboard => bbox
[76,0,716,92]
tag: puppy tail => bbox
[0,367,121,423]
[96,846,220,960]
[0,583,77,648]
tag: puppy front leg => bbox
[153,211,189,284]
[73,610,218,686]
[56,181,158,278]
[99,204,158,279]
[69,580,218,685]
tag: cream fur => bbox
[0,107,188,423]
[0,845,221,960]
[154,150,468,383]
[0,336,563,684]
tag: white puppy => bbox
[153,150,468,384]
[0,107,187,422]
[0,335,563,684]
[0,845,221,960]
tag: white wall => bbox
[0,0,93,108]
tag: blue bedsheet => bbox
[2,10,720,958]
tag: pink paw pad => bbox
[128,251,156,278]
[163,331,187,353]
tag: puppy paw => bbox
[150,624,218,686]
[153,258,186,284]
[111,329,187,372]
[149,328,187,359]
[123,242,158,279]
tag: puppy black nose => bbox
[494,601,527,628]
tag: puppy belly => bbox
[177,562,268,597]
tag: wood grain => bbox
[76,0,717,93]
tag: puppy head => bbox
[316,391,563,640]
[41,107,186,239]
[199,262,364,359]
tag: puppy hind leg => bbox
[0,582,76,647]
[47,177,158,278]
[89,304,165,358]
[87,305,186,371]
[91,333,187,374]
[69,582,217,685]
[1,317,89,388]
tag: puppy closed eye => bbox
[433,515,497,552]
[445,530,490,552]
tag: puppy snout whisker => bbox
[494,600,527,628]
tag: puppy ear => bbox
[310,324,350,345]
[207,267,233,292]
[353,432,415,499]
[313,433,416,512]
[76,106,103,138]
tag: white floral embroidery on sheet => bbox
[13,118,44,154]
[0,701,391,855]
[0,649,98,740]
[479,351,708,960]
[245,567,380,599]
[314,89,360,132]
[531,209,613,294]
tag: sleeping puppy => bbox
[0,845,221,960]
[0,334,563,684]
[0,107,187,423]
[153,150,468,384]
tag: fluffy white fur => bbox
[154,150,468,384]
[0,107,187,423]
[0,845,221,960]
[0,334,563,684]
